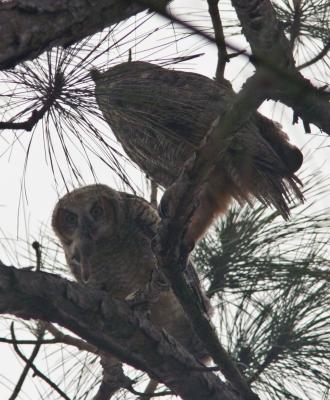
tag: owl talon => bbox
[125,289,151,312]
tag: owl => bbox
[92,62,304,244]
[52,184,210,378]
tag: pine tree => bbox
[0,1,329,399]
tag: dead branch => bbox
[207,0,229,80]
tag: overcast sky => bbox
[0,1,329,398]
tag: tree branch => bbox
[230,0,330,134]
[9,324,45,400]
[0,0,169,70]
[156,72,268,400]
[9,323,71,400]
[0,263,241,400]
[41,321,98,354]
[207,0,229,80]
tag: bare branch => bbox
[9,323,71,400]
[207,0,229,80]
[9,324,45,400]
[41,322,98,354]
[0,337,57,345]
[94,356,133,400]
[32,241,42,271]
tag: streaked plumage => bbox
[92,62,304,242]
[52,184,209,360]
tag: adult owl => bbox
[52,184,210,398]
[92,62,304,243]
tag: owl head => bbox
[52,184,124,283]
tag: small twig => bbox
[9,325,45,400]
[32,241,42,272]
[207,0,229,80]
[10,323,71,400]
[41,321,98,354]
[0,337,57,345]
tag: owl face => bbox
[52,185,119,283]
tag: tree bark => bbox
[231,0,330,135]
[0,0,169,70]
[0,263,242,400]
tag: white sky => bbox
[0,0,329,398]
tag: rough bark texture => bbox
[231,0,330,135]
[0,0,169,70]
[0,264,242,400]
[154,72,267,400]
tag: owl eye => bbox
[64,210,78,227]
[90,203,103,220]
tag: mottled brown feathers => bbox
[52,184,210,360]
[93,61,304,243]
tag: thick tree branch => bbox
[157,72,267,400]
[231,0,295,68]
[138,0,329,135]
[230,0,330,134]
[0,263,241,400]
[0,0,169,70]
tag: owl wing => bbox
[93,61,304,219]
[120,192,211,315]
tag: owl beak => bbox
[71,236,94,283]
[77,217,97,283]
[80,258,91,283]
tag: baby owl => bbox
[52,184,210,361]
